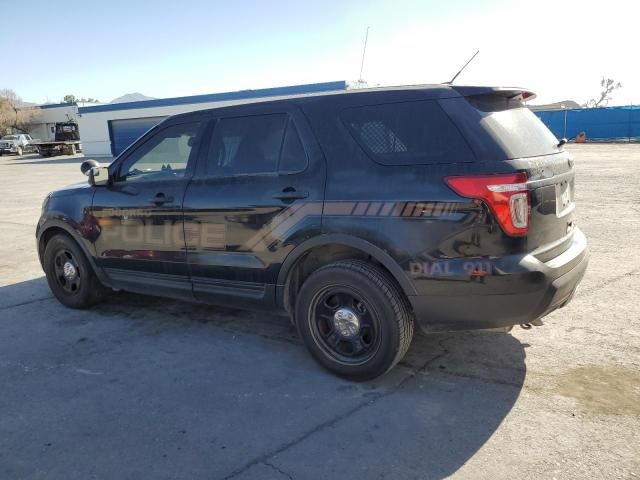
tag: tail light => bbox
[445,172,530,236]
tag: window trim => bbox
[202,112,309,179]
[111,119,204,183]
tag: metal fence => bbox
[534,105,640,142]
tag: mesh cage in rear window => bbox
[341,100,474,165]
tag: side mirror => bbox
[89,166,110,186]
[80,159,100,175]
[81,159,110,186]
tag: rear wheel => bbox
[43,234,108,308]
[295,260,414,381]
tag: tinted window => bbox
[119,122,200,181]
[207,114,287,175]
[280,121,307,172]
[466,94,560,158]
[342,100,474,165]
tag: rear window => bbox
[341,100,474,165]
[467,94,560,159]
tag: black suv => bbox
[37,85,588,380]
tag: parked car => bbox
[0,133,37,156]
[36,85,588,380]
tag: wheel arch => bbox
[276,234,416,315]
[37,220,111,287]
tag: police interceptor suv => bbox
[37,85,588,380]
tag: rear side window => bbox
[280,121,307,173]
[341,100,474,165]
[206,114,307,175]
[207,114,287,175]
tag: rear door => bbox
[183,104,325,307]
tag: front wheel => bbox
[43,234,108,309]
[295,260,414,381]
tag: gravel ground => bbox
[0,145,638,480]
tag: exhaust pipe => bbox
[520,319,544,329]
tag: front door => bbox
[183,106,326,307]
[91,120,204,299]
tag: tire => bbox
[43,233,108,309]
[295,260,414,381]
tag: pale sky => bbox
[2,0,637,106]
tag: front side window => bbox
[207,114,288,175]
[119,122,200,181]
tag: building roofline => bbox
[38,102,77,109]
[78,81,347,114]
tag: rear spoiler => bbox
[451,86,536,102]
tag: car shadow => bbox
[0,277,526,479]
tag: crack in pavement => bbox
[577,268,639,297]
[0,295,52,311]
[222,342,450,480]
[262,461,294,480]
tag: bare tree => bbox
[63,94,99,104]
[585,77,623,108]
[0,89,41,134]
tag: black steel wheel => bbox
[44,233,108,309]
[52,248,82,295]
[295,260,414,381]
[309,286,382,366]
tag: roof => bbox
[77,81,348,114]
[76,81,536,116]
[167,85,540,121]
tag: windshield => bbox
[1,135,19,140]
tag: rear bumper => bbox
[408,228,589,332]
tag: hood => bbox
[50,181,93,197]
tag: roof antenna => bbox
[445,49,479,85]
[356,26,370,88]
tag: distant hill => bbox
[110,93,156,104]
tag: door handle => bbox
[272,189,308,201]
[149,193,174,205]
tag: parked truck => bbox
[0,134,38,156]
[31,122,82,157]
